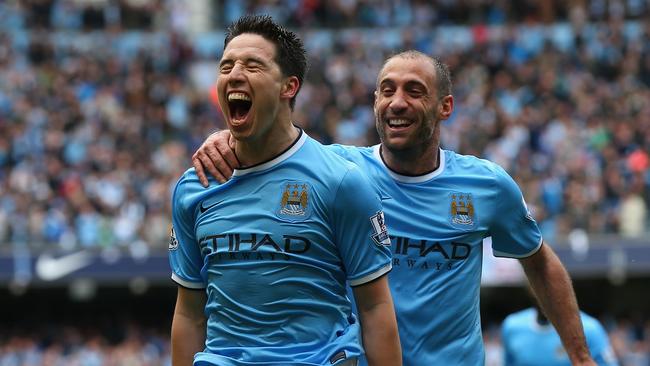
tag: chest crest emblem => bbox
[449,192,476,228]
[277,181,312,221]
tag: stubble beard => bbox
[376,115,438,158]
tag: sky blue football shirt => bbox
[502,308,618,366]
[169,132,392,366]
[330,144,543,366]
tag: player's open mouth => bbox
[386,118,413,130]
[228,92,252,123]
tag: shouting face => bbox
[217,33,290,142]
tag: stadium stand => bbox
[1,1,649,365]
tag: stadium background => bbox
[1,0,649,365]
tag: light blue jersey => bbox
[502,308,619,366]
[169,132,392,366]
[331,144,542,366]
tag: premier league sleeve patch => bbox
[169,226,179,251]
[370,211,391,246]
[522,197,534,221]
[276,181,313,222]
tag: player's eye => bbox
[219,64,233,73]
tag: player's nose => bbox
[388,90,408,112]
[227,63,246,84]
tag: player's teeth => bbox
[228,92,251,101]
[388,119,410,126]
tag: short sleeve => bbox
[169,172,206,289]
[489,165,543,258]
[331,165,392,286]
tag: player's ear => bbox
[281,76,300,100]
[438,95,453,120]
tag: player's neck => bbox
[235,118,299,168]
[380,131,441,176]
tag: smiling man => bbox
[168,15,401,366]
[192,50,597,366]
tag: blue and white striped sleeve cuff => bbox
[171,273,206,289]
[349,263,392,287]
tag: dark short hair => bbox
[224,15,307,110]
[381,50,452,99]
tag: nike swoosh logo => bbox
[200,199,223,214]
[35,251,93,281]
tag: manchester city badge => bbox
[449,192,477,229]
[277,181,312,221]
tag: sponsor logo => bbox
[199,233,311,261]
[393,237,471,258]
[277,181,312,221]
[390,235,474,271]
[200,199,223,214]
[450,192,476,228]
[370,211,391,246]
[35,251,93,281]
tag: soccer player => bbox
[192,50,596,365]
[502,304,618,365]
[169,15,401,366]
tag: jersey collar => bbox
[372,144,446,183]
[232,128,307,177]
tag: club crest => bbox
[449,192,476,229]
[277,181,312,221]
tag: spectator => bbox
[0,1,648,253]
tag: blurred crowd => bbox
[484,316,650,366]
[0,323,170,366]
[0,0,649,254]
[0,318,648,366]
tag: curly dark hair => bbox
[224,15,308,110]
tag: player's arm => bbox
[169,174,209,365]
[519,244,595,366]
[333,166,400,365]
[352,276,402,366]
[587,319,620,366]
[488,164,595,366]
[171,287,207,366]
